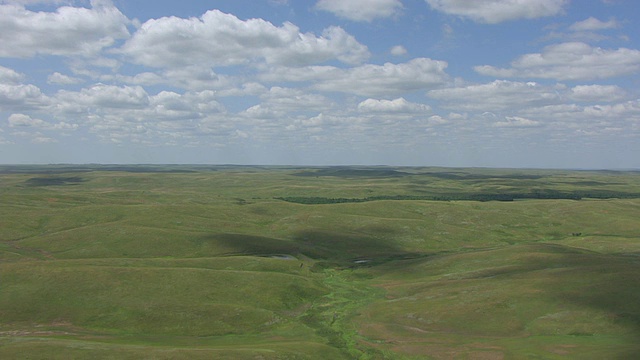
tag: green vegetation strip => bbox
[275,189,640,204]
[301,269,385,359]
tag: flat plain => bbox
[1,165,640,359]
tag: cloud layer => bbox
[425,0,568,24]
[315,0,403,22]
[0,0,638,167]
[475,42,640,80]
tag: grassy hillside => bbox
[1,165,639,358]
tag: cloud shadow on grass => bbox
[488,244,640,343]
[201,227,415,266]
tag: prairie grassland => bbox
[1,165,639,359]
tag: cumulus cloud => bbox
[8,113,47,127]
[519,100,640,137]
[56,84,149,110]
[569,85,627,102]
[102,67,233,92]
[569,17,618,32]
[543,17,620,43]
[315,0,403,22]
[425,0,567,24]
[144,90,224,121]
[0,1,71,5]
[390,45,407,56]
[46,87,230,145]
[130,66,236,91]
[475,42,640,80]
[242,87,332,120]
[49,86,226,139]
[358,98,431,113]
[426,115,448,125]
[493,116,542,127]
[0,65,25,84]
[581,100,640,119]
[428,80,560,111]
[318,58,448,96]
[105,72,165,87]
[260,59,448,96]
[121,10,369,68]
[0,0,130,58]
[215,82,268,98]
[262,58,448,97]
[8,113,78,130]
[0,83,49,110]
[242,104,285,120]
[260,87,332,112]
[47,72,82,85]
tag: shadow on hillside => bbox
[204,228,413,266]
[200,233,306,256]
[291,167,409,178]
[499,244,640,342]
[545,250,640,337]
[24,176,86,186]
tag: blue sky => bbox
[1,0,639,168]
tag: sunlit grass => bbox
[1,165,639,358]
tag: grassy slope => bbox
[1,166,640,358]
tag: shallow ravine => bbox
[299,267,389,359]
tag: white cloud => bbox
[242,104,285,120]
[493,116,541,127]
[106,72,165,87]
[98,67,234,91]
[518,99,640,132]
[0,83,49,110]
[502,99,640,147]
[569,85,627,102]
[216,82,268,98]
[425,0,567,24]
[569,17,618,32]
[146,90,224,121]
[160,67,235,91]
[427,115,448,125]
[0,1,71,5]
[56,84,149,110]
[8,113,78,130]
[241,87,332,120]
[0,65,25,84]
[0,1,130,58]
[582,100,640,119]
[259,65,338,83]
[259,58,449,97]
[390,45,407,56]
[11,127,70,143]
[8,113,47,127]
[263,58,448,97]
[47,72,82,85]
[121,10,369,68]
[260,87,332,112]
[358,98,431,113]
[315,0,403,22]
[475,42,640,80]
[428,80,560,111]
[51,84,225,125]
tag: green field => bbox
[1,165,640,359]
